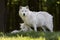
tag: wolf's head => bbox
[19,6,30,16]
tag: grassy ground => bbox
[0,31,60,40]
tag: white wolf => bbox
[19,6,53,32]
[20,23,33,32]
[11,23,33,33]
[11,30,20,33]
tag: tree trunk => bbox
[0,0,8,32]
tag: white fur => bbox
[19,6,53,32]
[11,30,20,33]
[20,23,33,32]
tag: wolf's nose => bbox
[23,13,25,16]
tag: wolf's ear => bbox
[26,6,29,9]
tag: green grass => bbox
[0,31,60,40]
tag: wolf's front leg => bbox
[33,25,37,32]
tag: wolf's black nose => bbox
[23,13,25,16]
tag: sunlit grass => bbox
[58,36,60,40]
[0,36,45,40]
[0,31,60,40]
[0,37,44,40]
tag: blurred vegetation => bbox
[0,31,60,40]
[6,0,60,32]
